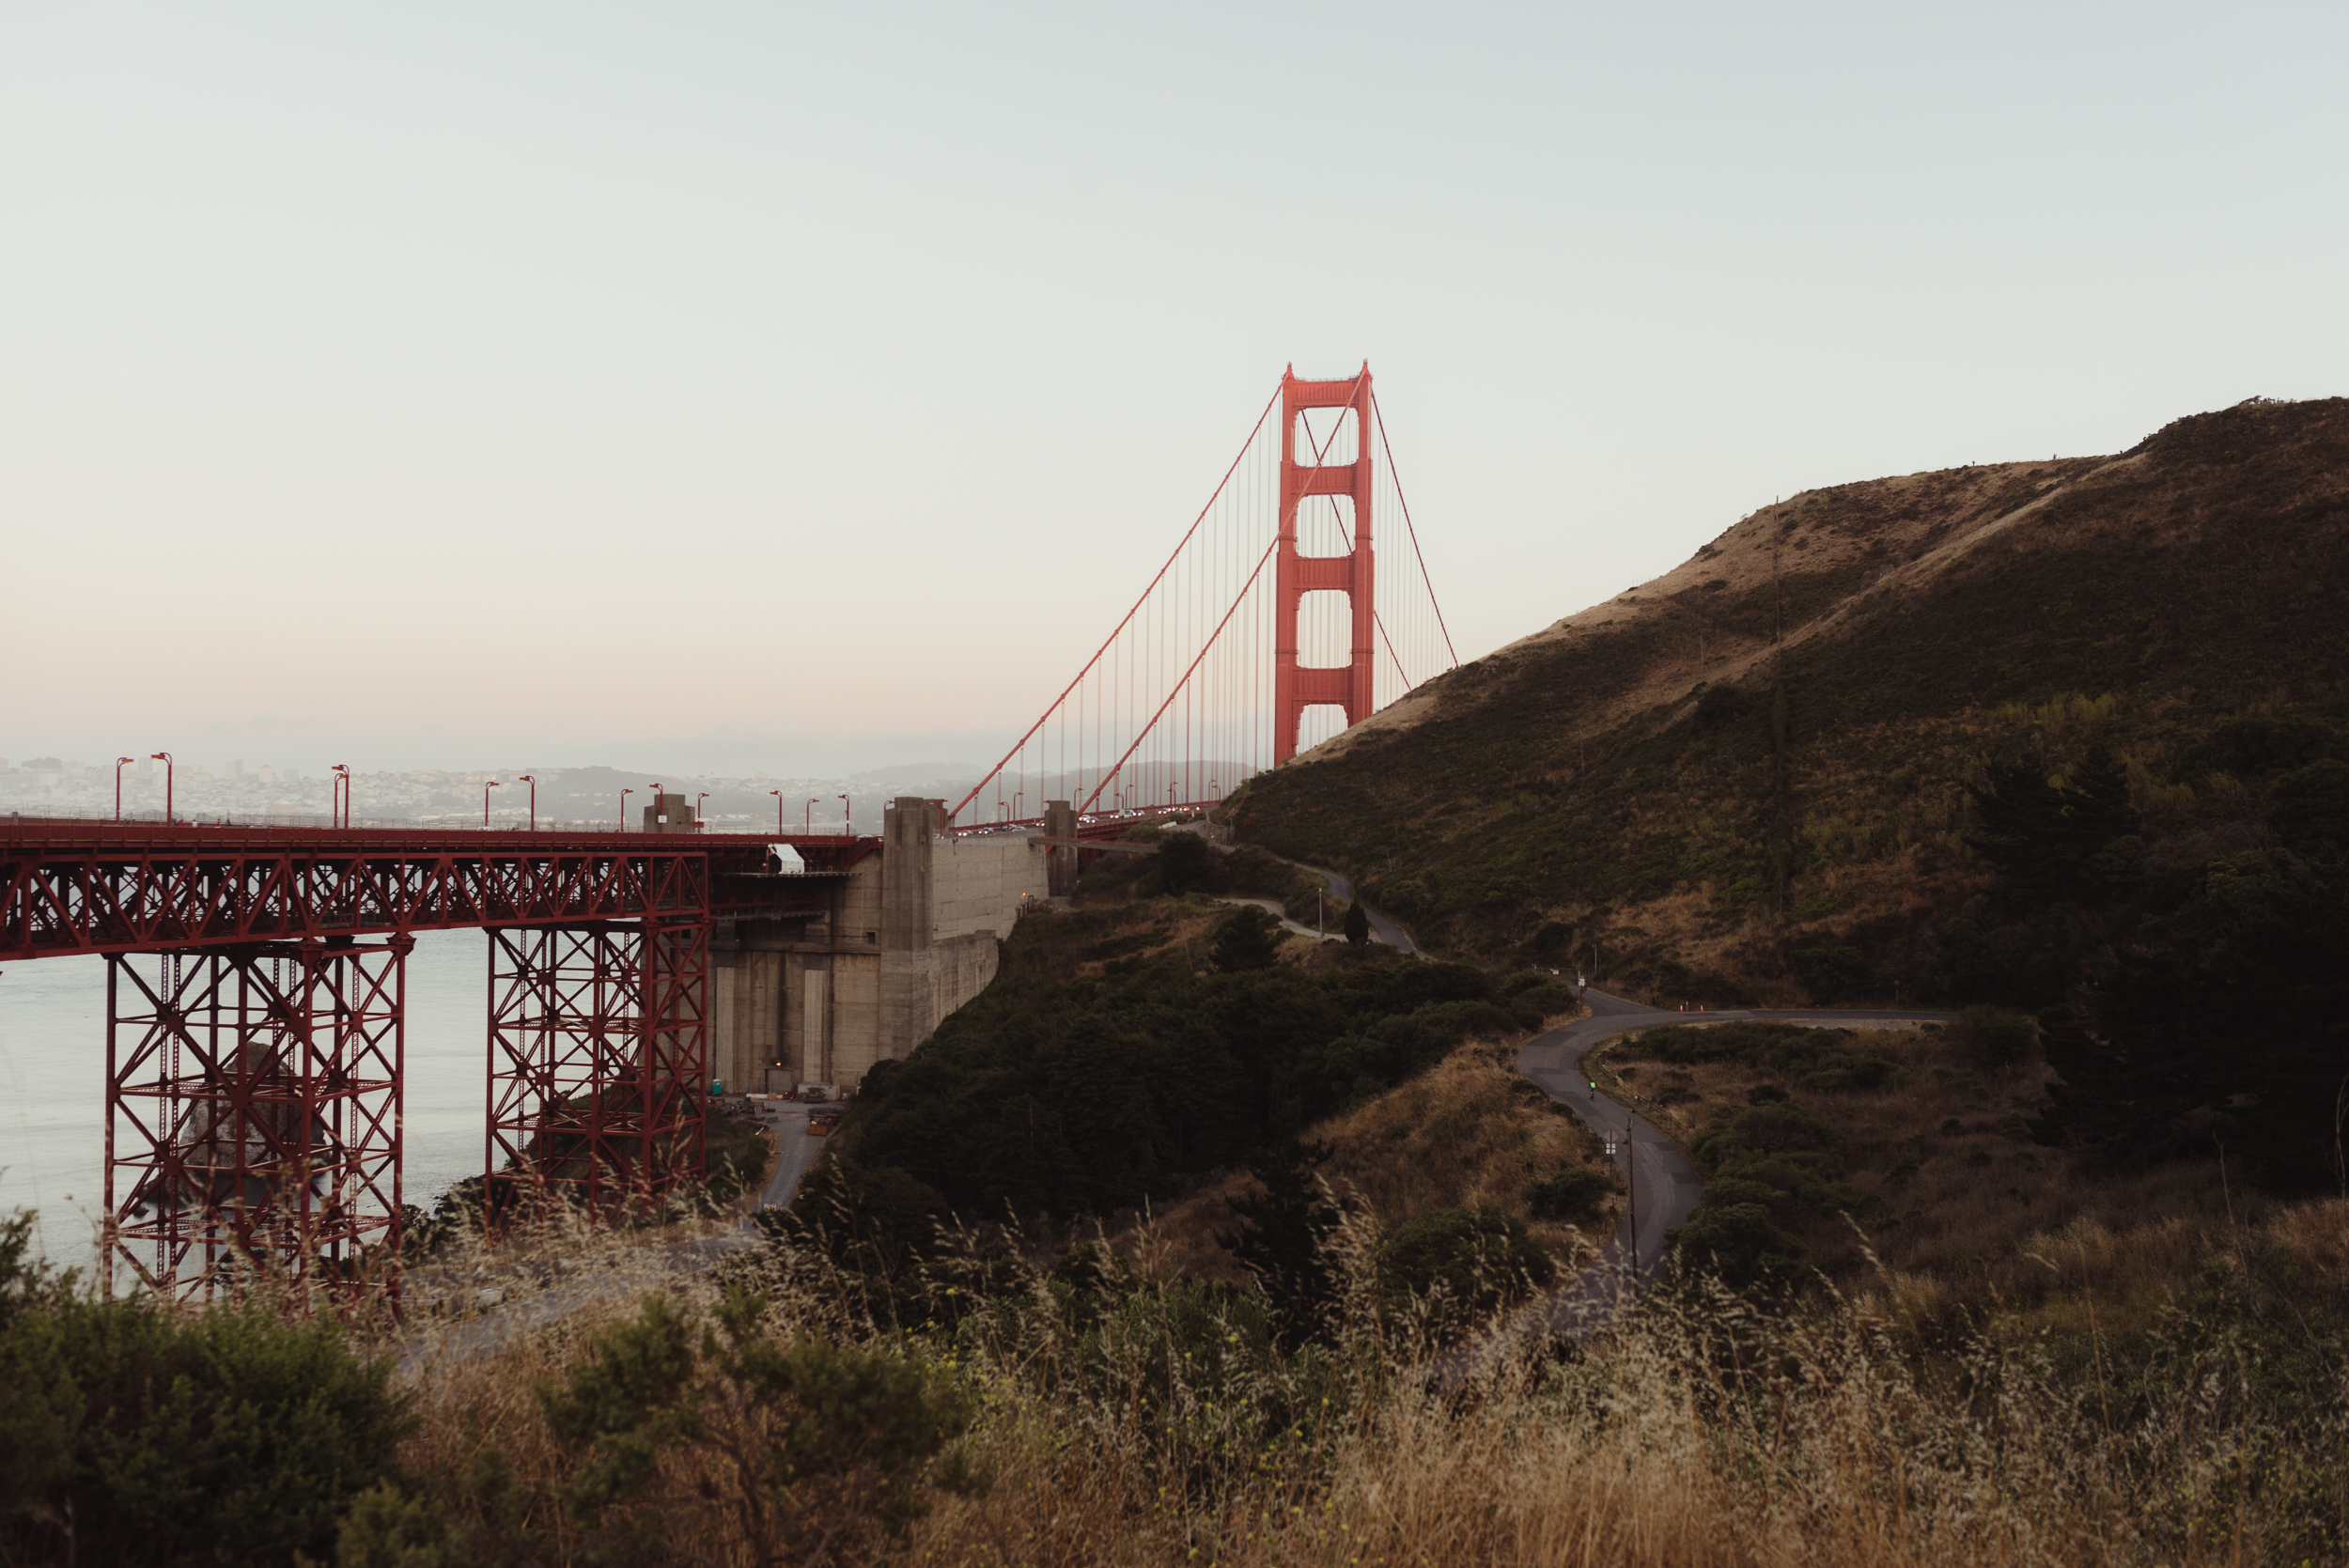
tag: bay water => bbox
[0,928,493,1274]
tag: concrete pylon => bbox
[1043,800,1079,895]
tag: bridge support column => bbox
[1043,800,1079,894]
[103,937,407,1308]
[1274,364,1376,764]
[486,920,709,1228]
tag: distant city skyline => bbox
[8,4,2343,773]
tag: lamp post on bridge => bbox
[770,790,783,835]
[519,775,536,831]
[838,794,850,835]
[150,753,173,825]
[483,779,500,827]
[805,798,817,835]
[695,792,709,831]
[331,764,350,828]
[619,787,634,831]
[115,757,133,822]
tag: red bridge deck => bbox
[1,817,876,961]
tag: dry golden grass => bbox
[346,1004,2349,1564]
[369,1189,2349,1567]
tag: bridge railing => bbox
[3,809,785,838]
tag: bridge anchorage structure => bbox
[5,364,1451,1307]
[950,360,1456,839]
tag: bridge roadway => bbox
[0,817,877,962]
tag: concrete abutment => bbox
[707,796,1049,1095]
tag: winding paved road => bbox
[1507,986,1955,1336]
[1305,864,1422,955]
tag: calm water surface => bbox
[0,928,493,1273]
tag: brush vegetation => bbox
[7,1179,2345,1567]
[1229,397,2349,1193]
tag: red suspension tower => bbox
[1273,364,1375,764]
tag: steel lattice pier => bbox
[104,937,407,1306]
[486,921,709,1227]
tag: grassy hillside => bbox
[1231,396,2349,1010]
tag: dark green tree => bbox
[1214,1141,1340,1350]
[1151,831,1221,895]
[1964,746,2141,912]
[1343,899,1371,946]
[1209,905,1283,971]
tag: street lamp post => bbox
[483,779,500,826]
[838,794,849,835]
[150,753,174,824]
[519,774,536,831]
[695,792,709,831]
[1602,1126,1639,1279]
[804,798,817,835]
[114,757,133,822]
[770,789,783,835]
[619,787,634,830]
[331,764,351,828]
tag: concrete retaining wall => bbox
[711,800,1046,1094]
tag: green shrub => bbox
[1525,1167,1617,1222]
[0,1256,405,1568]
[1377,1208,1555,1341]
[1635,1022,1897,1092]
[1669,1202,1804,1286]
[343,1290,979,1568]
[1951,1005,2038,1070]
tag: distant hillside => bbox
[1231,396,2349,1014]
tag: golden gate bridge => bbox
[948,363,1455,827]
[0,361,1454,1307]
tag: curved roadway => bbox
[1297,863,1423,955]
[1511,986,1955,1334]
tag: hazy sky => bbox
[6,2,2342,778]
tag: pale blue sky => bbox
[5,2,2342,776]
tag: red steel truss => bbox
[104,937,406,1306]
[0,819,870,1307]
[2,820,868,962]
[1274,365,1376,764]
[485,920,708,1225]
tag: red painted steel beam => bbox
[1,820,879,962]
